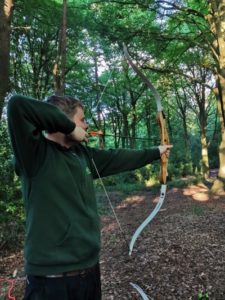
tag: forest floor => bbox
[1,177,225,299]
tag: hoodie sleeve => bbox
[87,146,160,178]
[7,95,75,177]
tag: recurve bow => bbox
[123,43,170,256]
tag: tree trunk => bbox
[93,47,105,149]
[122,113,129,148]
[208,0,225,191]
[130,94,137,149]
[198,84,210,179]
[0,0,13,119]
[144,94,153,146]
[53,0,67,95]
[212,83,225,192]
[200,125,210,179]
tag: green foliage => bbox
[168,138,195,179]
[169,161,193,179]
[169,176,201,189]
[0,122,24,250]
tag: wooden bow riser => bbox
[157,111,169,184]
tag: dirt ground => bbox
[1,182,225,300]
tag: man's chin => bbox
[66,136,80,145]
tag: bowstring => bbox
[91,158,130,251]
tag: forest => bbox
[1,0,225,299]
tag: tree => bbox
[53,0,67,95]
[186,64,215,179]
[207,0,225,191]
[0,0,14,119]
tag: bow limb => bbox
[123,43,169,256]
[130,282,153,300]
[123,43,162,112]
[128,184,166,255]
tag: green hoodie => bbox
[7,95,160,276]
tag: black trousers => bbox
[23,264,101,300]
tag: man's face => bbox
[71,107,88,131]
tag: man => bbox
[7,94,172,300]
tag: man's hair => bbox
[46,95,83,117]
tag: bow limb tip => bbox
[130,282,150,300]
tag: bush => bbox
[0,122,24,251]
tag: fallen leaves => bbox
[100,187,225,299]
[1,185,225,299]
